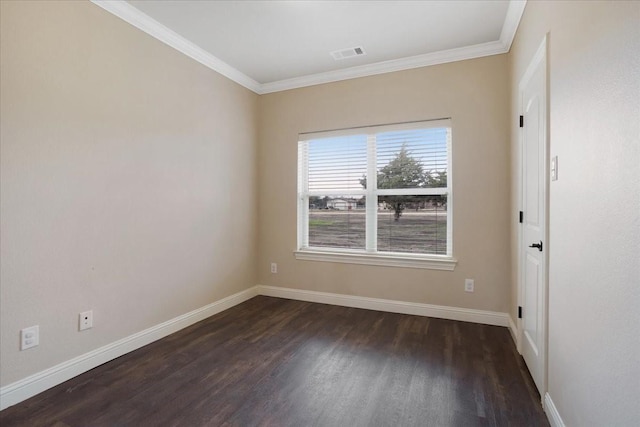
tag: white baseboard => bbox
[544,392,566,427]
[1,284,511,411]
[257,285,510,327]
[0,286,258,411]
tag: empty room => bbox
[1,1,638,426]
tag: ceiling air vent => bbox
[330,46,366,60]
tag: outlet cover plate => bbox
[21,325,39,350]
[79,311,93,331]
[465,279,474,293]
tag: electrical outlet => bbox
[465,279,475,293]
[270,263,277,274]
[79,310,93,331]
[21,325,39,350]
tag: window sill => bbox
[294,249,457,271]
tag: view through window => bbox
[298,119,451,257]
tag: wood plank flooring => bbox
[0,296,548,426]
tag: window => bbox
[296,119,455,270]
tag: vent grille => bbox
[330,46,366,60]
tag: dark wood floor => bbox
[1,296,548,426]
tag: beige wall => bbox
[0,1,258,386]
[7,3,637,423]
[258,55,511,313]
[509,1,640,425]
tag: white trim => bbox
[0,286,258,411]
[517,35,549,397]
[90,0,261,93]
[300,118,452,138]
[297,120,453,262]
[508,315,520,349]
[304,188,448,197]
[544,393,566,427]
[365,134,377,251]
[500,0,527,51]
[0,284,511,410]
[518,38,547,93]
[445,127,454,257]
[257,285,508,327]
[90,1,526,95]
[294,250,457,271]
[297,141,309,250]
[376,188,448,196]
[259,40,507,94]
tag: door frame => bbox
[517,34,549,399]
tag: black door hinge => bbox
[518,306,523,319]
[519,211,523,223]
[519,115,524,128]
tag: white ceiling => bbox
[93,0,526,94]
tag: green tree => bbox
[426,170,447,207]
[428,170,447,187]
[360,145,435,221]
[308,196,329,209]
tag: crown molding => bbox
[500,0,527,50]
[90,0,261,93]
[259,40,508,94]
[91,0,526,95]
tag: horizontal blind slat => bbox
[307,135,368,193]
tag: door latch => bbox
[529,241,543,251]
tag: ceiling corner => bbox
[500,0,527,50]
[90,0,262,94]
[91,0,523,96]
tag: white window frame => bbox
[295,119,456,271]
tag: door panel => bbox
[524,253,540,357]
[519,37,547,396]
[525,97,541,227]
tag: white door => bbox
[519,38,547,396]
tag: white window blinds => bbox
[298,119,452,257]
[307,134,367,194]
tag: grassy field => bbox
[308,209,447,254]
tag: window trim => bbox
[294,249,457,270]
[297,119,455,270]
